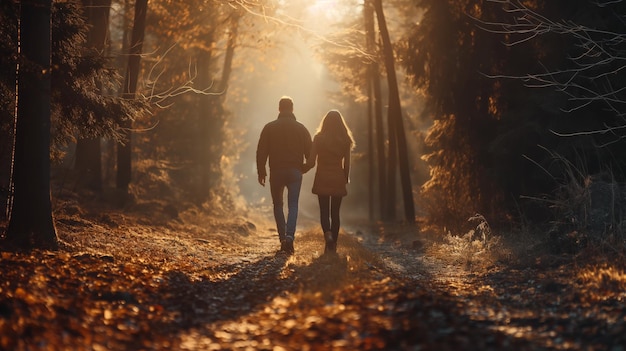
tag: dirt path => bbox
[351,222,626,351]
[146,215,542,351]
[2,205,625,350]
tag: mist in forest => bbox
[0,0,425,234]
[6,0,626,250]
[226,4,372,225]
[228,39,344,223]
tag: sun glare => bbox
[308,0,342,22]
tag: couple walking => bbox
[256,96,354,255]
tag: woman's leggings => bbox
[318,195,343,242]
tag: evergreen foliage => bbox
[137,1,259,202]
[400,0,626,228]
[0,0,148,161]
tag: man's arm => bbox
[302,126,313,169]
[256,126,269,186]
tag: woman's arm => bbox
[343,145,351,183]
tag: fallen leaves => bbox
[2,205,626,350]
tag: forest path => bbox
[154,211,543,351]
[1,204,624,350]
[189,212,624,351]
[349,221,626,351]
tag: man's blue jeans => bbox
[269,168,302,243]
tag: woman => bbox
[306,110,355,254]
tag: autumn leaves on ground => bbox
[2,193,626,350]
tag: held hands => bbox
[301,163,314,174]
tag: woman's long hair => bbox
[315,110,355,151]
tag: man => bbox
[256,96,312,255]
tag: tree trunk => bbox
[5,0,57,249]
[75,0,111,192]
[385,86,397,221]
[373,70,385,219]
[367,71,375,220]
[201,13,240,198]
[374,0,415,223]
[197,48,213,199]
[218,15,239,94]
[116,0,147,194]
[364,0,386,220]
[365,0,374,220]
[0,2,18,220]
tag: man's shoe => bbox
[324,242,336,255]
[279,239,294,255]
[285,239,294,255]
[279,241,287,253]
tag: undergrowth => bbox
[428,214,506,271]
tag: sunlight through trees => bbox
[3,1,626,349]
[1,0,625,256]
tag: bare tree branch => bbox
[475,0,626,116]
[139,43,221,109]
[229,0,374,61]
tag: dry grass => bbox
[426,214,508,271]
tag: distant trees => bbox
[9,0,623,242]
[51,1,146,178]
[400,1,525,226]
[364,0,385,220]
[317,0,417,222]
[0,0,275,241]
[140,0,264,204]
[373,0,415,223]
[479,0,626,139]
[400,0,626,227]
[117,0,148,195]
[74,0,112,192]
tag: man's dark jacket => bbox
[256,112,312,177]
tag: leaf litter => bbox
[1,200,626,350]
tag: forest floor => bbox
[2,193,626,350]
